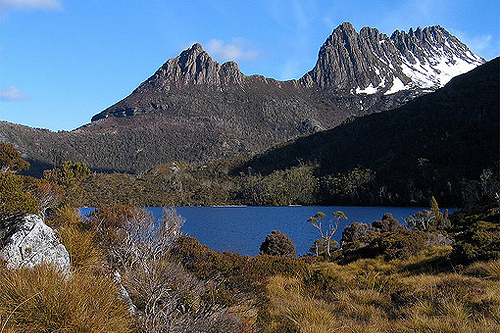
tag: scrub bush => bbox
[260,230,296,257]
[369,229,427,260]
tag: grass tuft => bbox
[0,264,131,332]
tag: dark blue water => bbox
[82,206,432,256]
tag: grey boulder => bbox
[0,213,70,274]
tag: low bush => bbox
[0,173,38,215]
[369,229,428,260]
[259,230,296,257]
[450,202,500,263]
[122,258,239,333]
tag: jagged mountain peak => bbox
[132,43,245,93]
[91,42,248,121]
[188,42,204,52]
[300,23,484,94]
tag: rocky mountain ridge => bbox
[0,23,487,175]
[93,22,483,122]
[300,23,484,93]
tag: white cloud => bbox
[1,0,62,12]
[0,86,30,101]
[205,38,259,63]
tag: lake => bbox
[83,206,433,256]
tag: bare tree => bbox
[308,211,347,256]
[115,207,185,266]
[30,180,64,218]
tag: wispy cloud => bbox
[450,28,500,60]
[0,87,30,101]
[205,38,259,63]
[279,60,302,81]
[1,0,62,12]
[292,0,309,30]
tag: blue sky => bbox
[1,0,499,131]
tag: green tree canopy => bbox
[0,143,30,174]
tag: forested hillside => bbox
[237,58,499,206]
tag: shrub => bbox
[260,230,296,257]
[450,202,500,263]
[303,268,345,300]
[369,229,428,260]
[372,213,402,233]
[251,255,311,279]
[453,221,500,262]
[88,205,185,270]
[341,222,371,246]
[122,258,239,332]
[43,161,90,206]
[406,197,451,231]
[0,173,38,214]
[28,178,64,218]
[171,236,311,301]
[0,143,29,174]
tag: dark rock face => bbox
[0,23,486,175]
[300,23,484,93]
[260,230,296,258]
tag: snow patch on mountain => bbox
[356,84,379,94]
[385,77,406,95]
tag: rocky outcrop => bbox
[92,44,248,121]
[300,22,484,93]
[0,213,70,274]
[137,43,245,92]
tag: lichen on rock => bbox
[0,213,70,275]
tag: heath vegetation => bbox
[0,143,499,332]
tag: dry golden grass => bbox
[58,224,104,269]
[0,264,131,332]
[266,275,341,333]
[47,205,104,271]
[465,259,500,280]
[264,249,500,333]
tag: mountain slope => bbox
[237,57,499,205]
[0,23,486,176]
